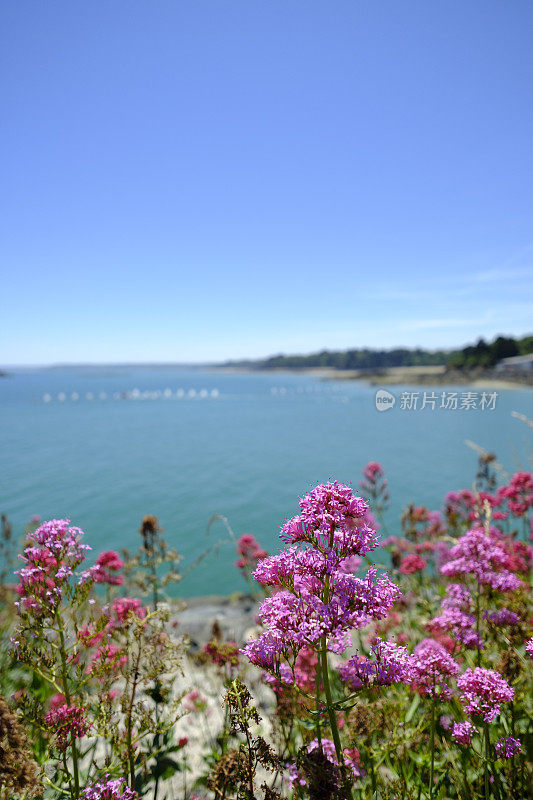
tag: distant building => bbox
[495,353,533,372]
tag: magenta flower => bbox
[77,775,138,799]
[457,667,514,722]
[429,584,481,650]
[339,638,412,690]
[399,553,427,574]
[15,519,90,617]
[484,607,520,627]
[452,720,476,747]
[409,639,459,700]
[44,704,90,751]
[525,637,533,658]
[111,597,146,624]
[243,482,399,674]
[235,534,268,571]
[440,527,523,592]
[494,736,521,759]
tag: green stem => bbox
[320,638,352,800]
[429,696,436,799]
[484,722,491,800]
[315,657,322,748]
[56,613,79,799]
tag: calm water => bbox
[1,367,531,595]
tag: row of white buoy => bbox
[270,386,338,395]
[41,388,220,403]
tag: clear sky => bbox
[2,1,532,365]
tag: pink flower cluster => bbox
[243,482,399,672]
[278,481,380,555]
[409,638,459,700]
[429,584,481,650]
[235,534,267,571]
[44,704,90,751]
[444,471,533,523]
[452,720,476,747]
[77,776,138,799]
[440,527,523,592]
[15,519,90,616]
[359,461,388,520]
[399,553,427,575]
[338,638,412,690]
[499,472,533,517]
[457,667,514,723]
[81,551,124,586]
[494,736,521,759]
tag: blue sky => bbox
[2,1,532,365]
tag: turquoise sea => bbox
[0,367,531,596]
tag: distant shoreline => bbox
[212,364,533,389]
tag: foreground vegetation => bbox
[0,452,532,799]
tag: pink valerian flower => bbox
[80,550,124,586]
[235,534,268,571]
[399,553,427,574]
[525,638,533,658]
[287,738,364,787]
[77,775,138,799]
[183,690,209,714]
[409,639,460,700]
[263,646,320,695]
[359,461,389,519]
[498,471,533,517]
[440,526,523,592]
[87,643,127,675]
[48,693,66,712]
[203,639,240,667]
[279,481,379,556]
[15,519,90,617]
[111,597,146,624]
[429,584,481,650]
[339,638,412,690]
[494,736,522,759]
[244,567,399,668]
[484,607,520,627]
[495,535,532,575]
[452,720,476,747]
[457,667,514,723]
[78,623,105,648]
[440,714,453,731]
[243,483,399,676]
[44,704,90,751]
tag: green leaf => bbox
[405,693,420,723]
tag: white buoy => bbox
[71,392,79,401]
[211,388,219,398]
[43,393,51,403]
[163,388,172,398]
[58,392,66,402]
[199,389,208,398]
[131,388,140,399]
[176,388,185,398]
[99,392,107,401]
[188,388,196,398]
[86,392,94,401]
